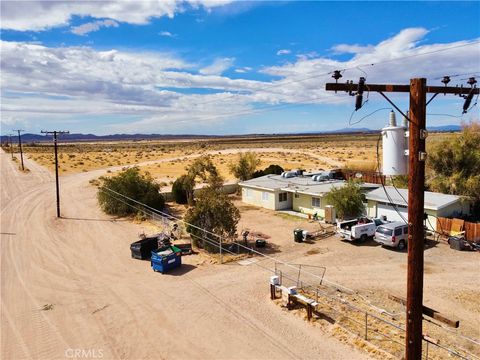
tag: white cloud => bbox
[331,44,374,54]
[1,28,478,133]
[199,57,235,75]
[0,0,234,31]
[234,66,252,73]
[276,49,291,56]
[159,31,176,37]
[71,19,119,36]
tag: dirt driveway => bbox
[1,149,368,360]
[237,204,480,341]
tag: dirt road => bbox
[1,149,367,359]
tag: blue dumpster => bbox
[151,246,182,274]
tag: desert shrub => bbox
[252,164,284,178]
[171,174,192,204]
[325,180,364,219]
[185,187,240,251]
[97,167,164,216]
[229,152,260,181]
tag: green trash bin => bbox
[294,229,304,243]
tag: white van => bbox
[374,222,409,250]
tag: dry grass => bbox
[20,132,455,181]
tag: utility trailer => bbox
[151,246,182,274]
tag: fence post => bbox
[220,237,223,264]
[365,312,368,340]
[425,340,429,360]
[270,284,276,300]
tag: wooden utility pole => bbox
[326,78,478,360]
[41,130,70,218]
[13,129,25,170]
[406,78,427,359]
[7,134,14,159]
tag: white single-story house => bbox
[239,174,379,218]
[365,186,471,230]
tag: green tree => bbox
[171,174,192,204]
[97,167,164,216]
[185,187,240,251]
[427,122,480,215]
[184,155,223,204]
[229,152,260,181]
[325,180,365,219]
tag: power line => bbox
[190,40,480,109]
[97,186,476,358]
[99,186,355,293]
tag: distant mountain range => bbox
[0,125,461,143]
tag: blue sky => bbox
[1,1,479,135]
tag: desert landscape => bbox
[18,132,452,183]
[2,132,478,360]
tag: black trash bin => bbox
[255,239,266,248]
[448,236,465,251]
[294,229,304,243]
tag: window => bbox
[279,193,288,202]
[376,226,393,236]
[394,228,402,236]
[403,226,408,234]
[294,193,300,198]
[244,188,252,198]
[262,192,269,201]
[311,197,321,208]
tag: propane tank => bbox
[382,111,408,176]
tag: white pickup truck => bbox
[337,217,387,243]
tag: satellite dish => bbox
[355,172,363,179]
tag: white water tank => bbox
[382,111,408,176]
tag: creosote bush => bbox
[97,167,164,216]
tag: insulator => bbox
[357,77,365,95]
[467,77,477,86]
[332,70,342,82]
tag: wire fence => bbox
[100,187,479,360]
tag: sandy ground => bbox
[1,149,369,360]
[2,147,478,360]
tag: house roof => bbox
[365,186,462,211]
[239,175,379,197]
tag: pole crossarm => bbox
[41,131,70,136]
[326,82,479,95]
[324,76,478,360]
